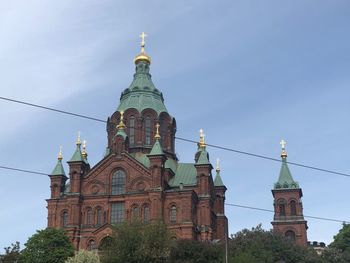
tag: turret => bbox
[271,140,308,246]
[111,111,129,155]
[49,147,67,198]
[147,123,167,189]
[67,133,88,194]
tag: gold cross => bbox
[280,139,286,150]
[140,32,147,52]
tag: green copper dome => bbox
[117,60,168,115]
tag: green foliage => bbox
[228,225,321,263]
[20,228,74,263]
[168,239,224,263]
[0,241,21,263]
[329,223,350,253]
[65,250,100,263]
[100,220,170,263]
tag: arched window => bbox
[278,199,286,216]
[170,205,177,223]
[96,207,103,225]
[145,116,152,145]
[143,206,150,224]
[62,211,68,227]
[88,240,96,251]
[160,120,167,146]
[285,230,296,242]
[290,200,297,216]
[112,170,126,195]
[129,116,135,146]
[132,206,140,220]
[86,208,93,225]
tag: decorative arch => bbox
[61,210,69,227]
[285,230,296,242]
[290,200,297,216]
[87,239,96,251]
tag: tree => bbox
[0,241,21,263]
[100,220,170,263]
[20,228,74,263]
[168,239,223,263]
[228,225,322,263]
[65,250,100,263]
[329,223,350,254]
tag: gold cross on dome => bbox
[140,32,147,52]
[280,139,286,150]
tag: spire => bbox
[134,32,151,65]
[116,111,128,139]
[214,158,225,187]
[69,132,84,162]
[274,139,299,189]
[51,146,66,176]
[196,129,210,165]
[82,140,88,162]
[199,128,206,150]
[280,139,287,159]
[149,123,164,155]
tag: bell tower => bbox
[271,140,308,247]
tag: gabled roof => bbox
[168,163,197,187]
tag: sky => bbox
[0,0,350,250]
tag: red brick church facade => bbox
[47,36,228,250]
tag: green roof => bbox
[51,159,66,176]
[69,145,84,162]
[132,152,151,168]
[168,163,197,187]
[214,171,225,187]
[165,158,177,173]
[117,61,168,115]
[149,140,164,155]
[274,158,299,189]
[196,150,210,165]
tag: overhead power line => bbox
[224,203,349,224]
[1,95,350,178]
[0,163,348,224]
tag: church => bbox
[47,33,228,250]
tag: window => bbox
[145,116,151,145]
[279,203,286,216]
[96,207,103,225]
[160,121,167,146]
[88,240,96,251]
[111,203,125,224]
[143,206,150,224]
[86,209,93,225]
[62,211,68,227]
[132,206,140,220]
[129,116,135,146]
[290,200,297,216]
[285,230,296,242]
[170,205,177,223]
[112,170,126,195]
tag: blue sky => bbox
[0,0,349,249]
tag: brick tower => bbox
[271,140,308,246]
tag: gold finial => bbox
[58,146,63,160]
[216,158,220,172]
[76,131,81,146]
[280,139,287,158]
[199,128,206,149]
[82,140,88,158]
[117,111,126,130]
[134,32,151,64]
[155,123,161,140]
